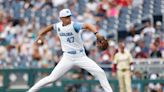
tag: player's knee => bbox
[99,70,106,76]
[46,75,56,82]
[49,73,59,81]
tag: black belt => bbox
[118,69,129,72]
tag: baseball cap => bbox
[59,9,72,18]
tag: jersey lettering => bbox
[59,32,73,36]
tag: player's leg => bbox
[124,70,132,92]
[27,55,73,92]
[117,70,126,92]
[75,56,113,92]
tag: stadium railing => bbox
[0,68,164,92]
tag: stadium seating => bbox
[1,0,163,32]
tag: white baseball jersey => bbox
[53,21,84,52]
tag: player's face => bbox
[60,16,71,26]
[119,42,125,50]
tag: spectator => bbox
[106,0,120,18]
[134,47,148,58]
[126,24,139,53]
[125,37,135,52]
[133,36,148,58]
[86,0,98,12]
[52,0,68,7]
[32,0,44,11]
[141,21,156,48]
[23,0,33,9]
[148,74,162,92]
[14,19,28,39]
[132,71,142,92]
[155,21,163,35]
[0,46,7,61]
[0,10,4,32]
[99,49,112,64]
[41,0,53,9]
[32,45,41,67]
[108,40,117,60]
[96,0,109,17]
[154,21,164,41]
[127,24,139,37]
[116,0,132,7]
[137,39,149,57]
[150,44,162,58]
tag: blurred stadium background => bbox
[0,0,164,92]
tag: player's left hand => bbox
[96,34,108,51]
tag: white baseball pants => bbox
[28,52,113,92]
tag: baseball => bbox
[37,39,43,44]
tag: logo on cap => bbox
[66,10,69,13]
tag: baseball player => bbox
[112,41,133,92]
[27,9,113,92]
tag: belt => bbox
[118,69,129,72]
[66,49,83,54]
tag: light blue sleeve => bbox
[73,22,83,33]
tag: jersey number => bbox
[67,37,74,43]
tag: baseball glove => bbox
[96,36,108,51]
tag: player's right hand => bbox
[34,36,44,46]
